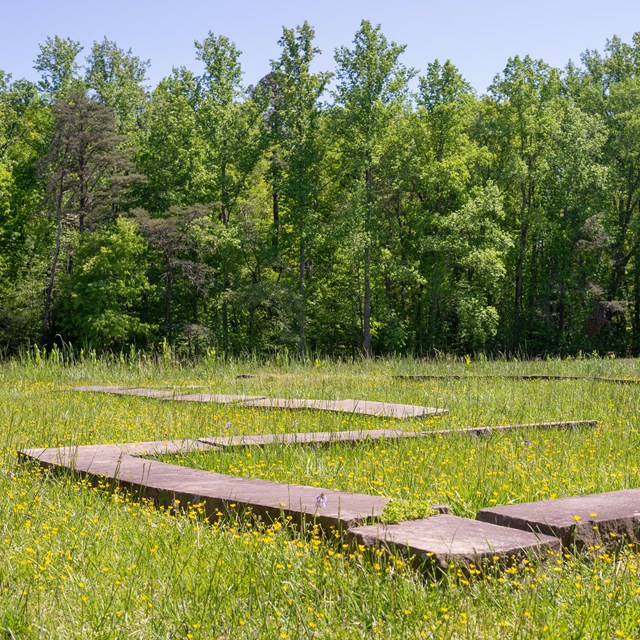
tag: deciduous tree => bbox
[268,22,331,355]
[333,20,414,356]
[85,37,149,134]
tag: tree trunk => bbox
[513,219,528,351]
[273,190,279,249]
[427,258,441,350]
[607,196,636,301]
[363,166,373,357]
[363,245,371,357]
[299,214,306,358]
[633,252,640,355]
[78,152,87,232]
[220,165,230,351]
[164,258,173,340]
[220,162,228,227]
[44,173,65,334]
[556,208,569,345]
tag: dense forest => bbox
[1,21,640,357]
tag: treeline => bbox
[1,21,640,357]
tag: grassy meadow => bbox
[1,353,640,639]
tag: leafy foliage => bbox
[58,217,154,349]
[2,29,640,356]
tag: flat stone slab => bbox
[112,388,181,398]
[198,421,596,449]
[68,387,264,402]
[438,420,597,437]
[19,441,388,529]
[395,375,640,385]
[169,393,266,403]
[19,439,217,466]
[200,429,422,448]
[348,514,560,570]
[512,376,640,385]
[394,375,585,381]
[68,385,129,392]
[18,424,603,576]
[242,398,446,418]
[477,488,640,546]
[67,386,446,417]
[69,386,178,398]
[116,439,218,455]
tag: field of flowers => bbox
[1,353,640,639]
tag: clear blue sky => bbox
[1,0,638,93]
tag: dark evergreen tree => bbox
[41,91,141,335]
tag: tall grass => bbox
[1,355,640,638]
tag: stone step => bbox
[68,386,447,418]
[113,388,182,398]
[66,387,599,425]
[348,514,560,571]
[200,429,428,448]
[19,442,388,529]
[69,386,178,398]
[240,397,446,418]
[476,488,640,547]
[437,420,597,437]
[199,420,597,449]
[395,375,640,385]
[169,393,265,403]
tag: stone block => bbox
[348,514,560,571]
[169,393,265,403]
[477,488,640,547]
